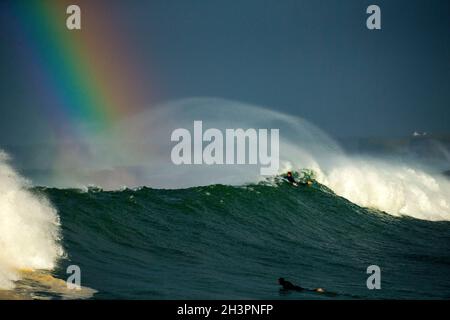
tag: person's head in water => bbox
[278,277,286,285]
[286,172,296,184]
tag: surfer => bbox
[278,278,324,293]
[286,171,312,187]
[286,171,297,184]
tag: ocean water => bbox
[3,179,449,299]
[1,142,450,300]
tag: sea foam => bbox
[311,157,450,221]
[0,151,64,289]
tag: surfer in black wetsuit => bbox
[286,171,296,184]
[286,171,312,187]
[278,278,304,291]
[278,278,325,293]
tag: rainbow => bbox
[8,0,147,133]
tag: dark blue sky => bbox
[1,0,449,144]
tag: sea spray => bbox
[314,156,450,221]
[12,98,450,221]
[0,150,64,289]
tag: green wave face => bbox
[30,180,450,299]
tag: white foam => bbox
[311,156,450,221]
[0,151,64,289]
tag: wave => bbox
[35,178,450,299]
[313,157,450,221]
[0,151,64,290]
[1,152,449,298]
[1,98,449,299]
[22,97,449,221]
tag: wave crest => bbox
[0,151,64,289]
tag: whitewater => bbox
[0,98,449,298]
[0,151,63,290]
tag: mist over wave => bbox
[8,97,450,221]
[0,151,63,290]
[48,97,342,189]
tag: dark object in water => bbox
[278,278,324,293]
